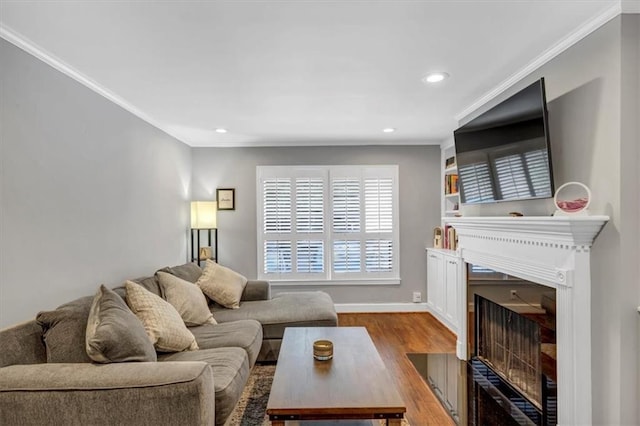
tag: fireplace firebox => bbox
[472,294,557,425]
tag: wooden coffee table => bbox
[266,327,406,425]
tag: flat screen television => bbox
[453,78,554,204]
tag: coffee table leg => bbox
[270,421,285,426]
[387,419,402,425]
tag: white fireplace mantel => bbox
[446,215,609,426]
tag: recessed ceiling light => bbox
[422,72,450,84]
[215,128,228,134]
[383,128,396,133]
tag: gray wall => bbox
[621,14,640,425]
[191,146,440,304]
[0,39,192,328]
[459,16,639,425]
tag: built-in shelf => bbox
[442,143,459,224]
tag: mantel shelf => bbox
[444,215,609,248]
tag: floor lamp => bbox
[190,201,218,266]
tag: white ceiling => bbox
[0,1,626,147]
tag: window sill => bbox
[267,278,401,286]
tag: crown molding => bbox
[0,24,186,145]
[455,2,622,123]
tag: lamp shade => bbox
[191,201,217,229]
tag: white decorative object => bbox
[446,215,609,426]
[553,181,591,216]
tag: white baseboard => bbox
[334,302,429,313]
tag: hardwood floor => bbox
[338,312,457,426]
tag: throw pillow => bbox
[36,296,94,363]
[125,281,198,353]
[196,259,247,309]
[85,285,157,363]
[157,271,216,326]
[157,262,203,283]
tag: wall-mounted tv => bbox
[453,78,554,205]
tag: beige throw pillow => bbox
[196,260,247,309]
[157,271,216,326]
[125,281,198,352]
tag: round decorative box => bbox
[313,340,333,361]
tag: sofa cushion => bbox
[0,320,47,368]
[158,262,203,283]
[158,347,250,426]
[196,260,247,309]
[36,296,94,363]
[212,291,338,339]
[189,320,262,367]
[86,285,157,363]
[157,272,216,326]
[0,362,215,426]
[125,281,198,353]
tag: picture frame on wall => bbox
[217,188,235,210]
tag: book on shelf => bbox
[445,174,459,194]
[443,225,458,250]
[445,156,456,168]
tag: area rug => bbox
[228,364,275,426]
[228,364,410,426]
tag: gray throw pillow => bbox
[86,285,157,363]
[36,296,94,363]
[158,262,203,283]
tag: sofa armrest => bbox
[241,280,271,301]
[0,362,215,426]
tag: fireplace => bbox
[472,291,557,425]
[446,216,608,426]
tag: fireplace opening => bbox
[468,263,557,425]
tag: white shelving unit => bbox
[441,143,459,220]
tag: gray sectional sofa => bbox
[0,262,338,426]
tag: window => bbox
[257,165,399,284]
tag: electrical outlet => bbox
[412,292,422,303]
[510,290,517,300]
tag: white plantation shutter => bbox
[333,240,361,273]
[296,178,324,233]
[263,179,291,233]
[257,166,398,282]
[332,179,360,233]
[364,177,394,273]
[459,162,494,203]
[330,175,362,277]
[365,239,393,272]
[365,178,393,232]
[296,240,324,273]
[264,241,292,274]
